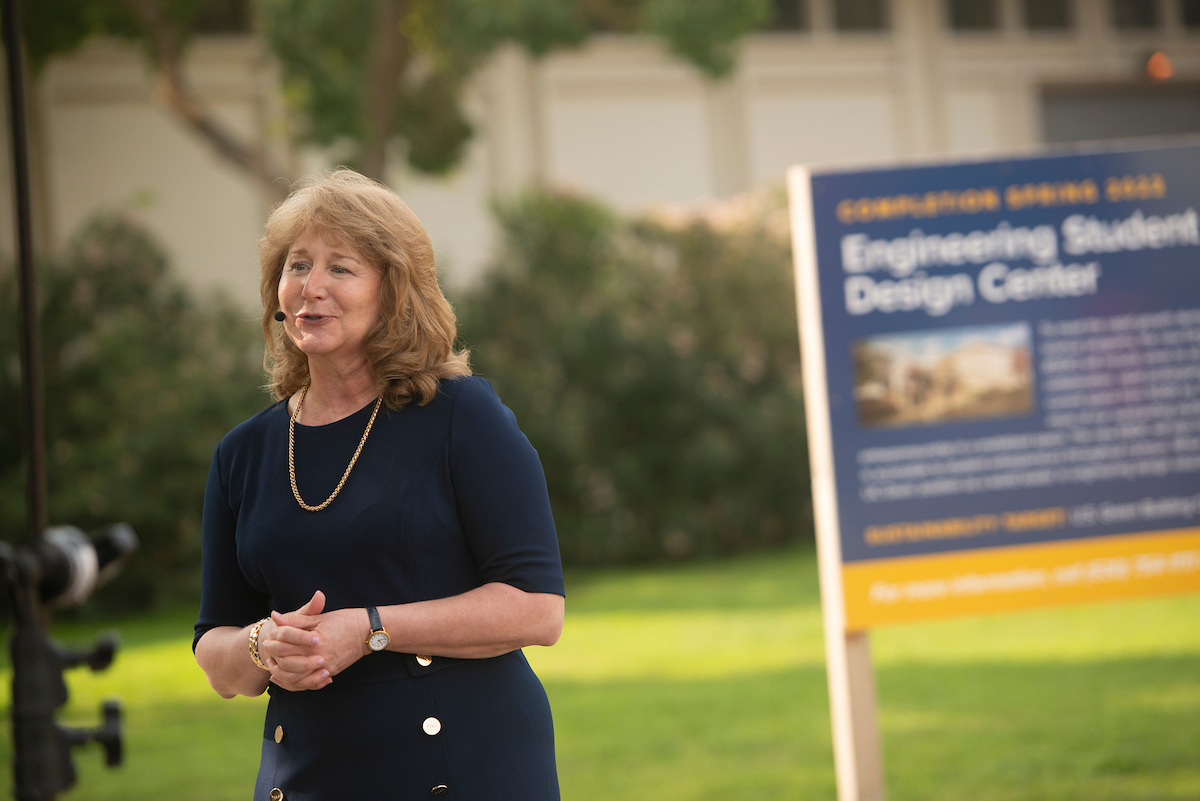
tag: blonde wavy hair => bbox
[259,169,470,409]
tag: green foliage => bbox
[21,0,767,181]
[0,215,269,609]
[19,0,130,72]
[259,0,588,176]
[258,0,768,177]
[258,0,376,148]
[641,0,770,77]
[455,189,810,564]
[453,0,591,57]
[17,0,234,73]
[393,70,476,174]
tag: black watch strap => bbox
[367,605,382,632]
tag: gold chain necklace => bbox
[288,383,383,512]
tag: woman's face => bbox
[278,229,384,366]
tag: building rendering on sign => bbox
[3,0,1199,306]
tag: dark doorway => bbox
[1042,84,1200,144]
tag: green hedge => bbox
[0,191,812,609]
[0,215,268,610]
[454,189,811,564]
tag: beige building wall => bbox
[7,0,1200,309]
[28,39,277,306]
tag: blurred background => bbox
[7,0,1200,299]
[1,0,1199,799]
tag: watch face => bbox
[368,631,390,651]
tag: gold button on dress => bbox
[274,725,284,743]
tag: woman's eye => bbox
[287,261,310,272]
[331,265,349,275]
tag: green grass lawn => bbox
[1,544,1197,800]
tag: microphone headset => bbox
[273,311,286,322]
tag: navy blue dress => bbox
[194,376,564,800]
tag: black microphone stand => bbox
[3,0,135,797]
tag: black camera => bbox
[2,523,138,800]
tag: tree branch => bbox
[124,0,292,202]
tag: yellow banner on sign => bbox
[842,529,1200,631]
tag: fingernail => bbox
[310,636,320,644]
[316,657,324,666]
[322,671,330,679]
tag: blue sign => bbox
[807,142,1200,570]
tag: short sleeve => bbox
[449,378,565,596]
[193,442,271,652]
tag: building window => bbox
[834,0,889,30]
[1112,0,1158,28]
[767,0,811,30]
[1183,0,1200,27]
[948,0,999,30]
[1024,0,1072,30]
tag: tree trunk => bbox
[359,0,408,183]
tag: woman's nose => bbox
[302,267,328,298]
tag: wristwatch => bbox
[365,606,390,652]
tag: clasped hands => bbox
[256,590,371,692]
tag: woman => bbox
[194,170,565,801]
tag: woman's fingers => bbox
[273,672,326,689]
[272,650,325,669]
[249,592,340,692]
[268,622,321,648]
[296,589,326,616]
[257,601,366,685]
[265,647,330,688]
[272,609,320,632]
[259,619,322,674]
[268,668,332,692]
[271,590,328,632]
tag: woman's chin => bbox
[288,332,332,353]
[291,338,368,364]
